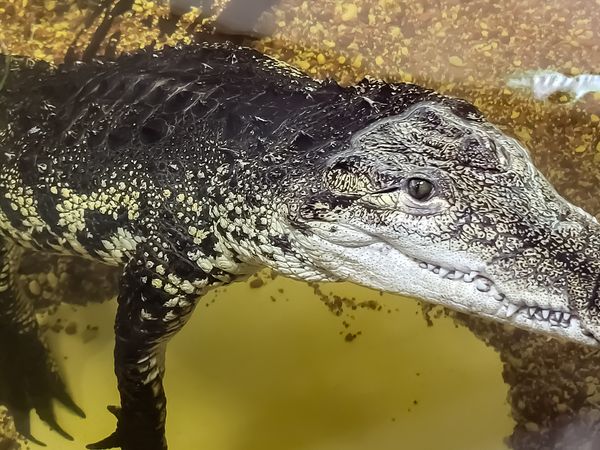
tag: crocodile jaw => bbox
[291,225,599,347]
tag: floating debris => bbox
[249,276,265,288]
[507,70,600,102]
[0,406,25,450]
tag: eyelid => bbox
[407,176,435,196]
[372,185,402,194]
[370,178,435,197]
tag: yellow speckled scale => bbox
[1,1,600,450]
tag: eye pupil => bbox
[407,178,433,200]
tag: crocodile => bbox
[1,42,600,450]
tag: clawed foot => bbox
[0,326,85,445]
[87,406,123,450]
[88,405,167,450]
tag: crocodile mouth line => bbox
[415,259,575,329]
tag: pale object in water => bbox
[507,70,600,101]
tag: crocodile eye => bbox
[406,178,434,201]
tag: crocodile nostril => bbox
[557,209,571,222]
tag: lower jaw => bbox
[298,235,599,347]
[489,310,599,347]
[412,257,598,346]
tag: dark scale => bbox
[0,44,441,449]
[2,42,599,450]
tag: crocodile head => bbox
[288,101,600,346]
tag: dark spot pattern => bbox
[2,42,599,450]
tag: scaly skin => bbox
[1,42,600,449]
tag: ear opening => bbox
[323,155,379,194]
[298,191,357,222]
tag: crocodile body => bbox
[0,45,449,278]
[1,42,600,449]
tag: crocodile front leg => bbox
[0,239,84,445]
[88,248,211,450]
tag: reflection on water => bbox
[0,0,599,449]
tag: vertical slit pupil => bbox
[407,178,433,200]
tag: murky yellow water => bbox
[38,276,511,450]
[1,0,599,449]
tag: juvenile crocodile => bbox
[1,42,600,450]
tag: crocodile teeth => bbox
[475,278,491,292]
[463,271,478,283]
[415,260,504,304]
[438,267,450,278]
[488,285,502,300]
[522,306,574,326]
[505,303,520,317]
[414,259,577,329]
[447,271,465,280]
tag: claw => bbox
[87,431,121,449]
[52,377,86,418]
[12,408,46,447]
[35,398,74,441]
[58,393,86,418]
[0,326,83,444]
[19,431,47,447]
[86,406,122,449]
[107,405,121,418]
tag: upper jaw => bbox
[412,255,600,346]
[295,222,600,347]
